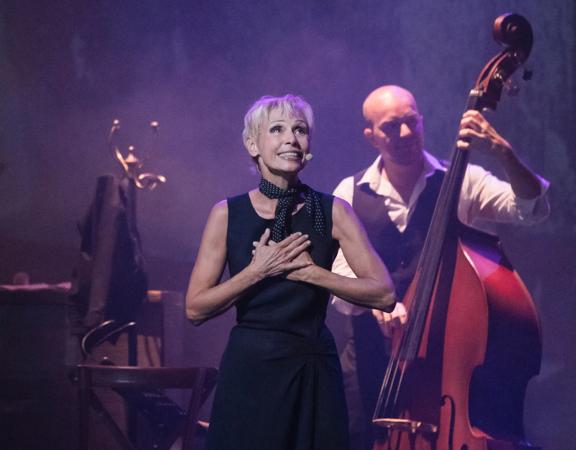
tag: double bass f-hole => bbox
[372,13,541,450]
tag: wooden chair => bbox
[77,364,217,450]
[75,320,216,449]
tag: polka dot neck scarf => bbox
[258,178,326,243]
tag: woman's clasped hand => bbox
[250,228,312,279]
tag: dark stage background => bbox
[0,0,574,449]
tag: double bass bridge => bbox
[373,418,438,435]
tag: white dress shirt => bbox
[331,151,550,315]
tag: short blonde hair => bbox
[242,94,314,146]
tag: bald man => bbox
[331,85,550,450]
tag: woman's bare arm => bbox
[186,200,311,324]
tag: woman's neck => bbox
[261,173,300,190]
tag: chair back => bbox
[77,364,218,450]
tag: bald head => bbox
[362,85,419,127]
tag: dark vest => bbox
[352,169,445,299]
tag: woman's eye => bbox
[270,125,282,133]
[294,126,308,135]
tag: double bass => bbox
[372,14,542,450]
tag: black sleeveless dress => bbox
[204,191,349,450]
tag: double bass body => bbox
[373,226,542,450]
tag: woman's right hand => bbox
[249,228,312,279]
[372,302,407,337]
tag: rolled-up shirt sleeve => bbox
[458,164,551,228]
[513,175,550,222]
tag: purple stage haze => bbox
[0,1,574,449]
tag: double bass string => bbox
[374,201,444,419]
[373,317,409,420]
[406,138,471,355]
[373,225,442,419]
[374,135,471,422]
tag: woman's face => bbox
[248,108,310,179]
